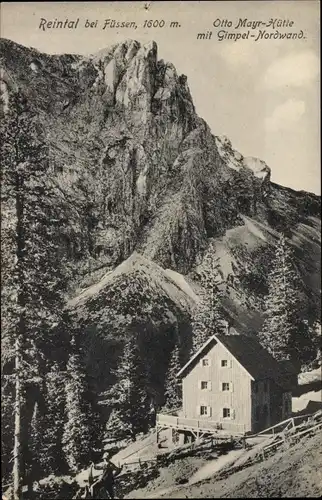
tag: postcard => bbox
[1,2,321,499]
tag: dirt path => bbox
[144,485,182,499]
[188,449,245,485]
[165,432,322,498]
[126,432,322,498]
[128,449,246,498]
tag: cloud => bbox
[265,99,306,132]
[262,50,319,89]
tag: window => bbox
[201,381,208,390]
[221,360,228,367]
[200,405,208,416]
[222,382,230,391]
[202,358,209,366]
[263,404,268,417]
[264,381,268,392]
[223,408,231,418]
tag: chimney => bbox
[222,319,230,335]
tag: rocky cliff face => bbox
[1,38,320,397]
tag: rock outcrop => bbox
[1,38,320,396]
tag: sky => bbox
[1,1,320,195]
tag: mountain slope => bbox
[1,37,320,397]
[68,253,194,398]
[1,37,319,274]
[124,431,322,498]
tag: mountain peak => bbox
[1,38,320,438]
[1,38,320,278]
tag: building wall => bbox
[182,341,252,432]
[282,391,292,420]
[268,382,292,427]
[251,379,271,433]
[251,380,293,432]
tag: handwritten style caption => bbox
[38,17,307,41]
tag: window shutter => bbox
[197,405,200,416]
[198,380,202,389]
[219,382,222,391]
[231,409,235,420]
[208,381,212,391]
[207,406,212,417]
[229,360,233,368]
[230,383,234,392]
[199,359,203,367]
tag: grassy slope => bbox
[125,432,322,498]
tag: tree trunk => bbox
[13,336,22,500]
[13,170,25,500]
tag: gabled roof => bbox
[177,333,297,390]
[177,335,220,378]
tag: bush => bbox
[34,475,78,499]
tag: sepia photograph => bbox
[1,1,321,498]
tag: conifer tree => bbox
[1,377,15,486]
[163,343,182,411]
[1,90,67,358]
[1,90,68,499]
[27,401,46,491]
[105,408,127,442]
[102,335,150,442]
[42,362,67,475]
[192,243,226,352]
[62,336,93,473]
[258,234,313,366]
[23,341,48,495]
